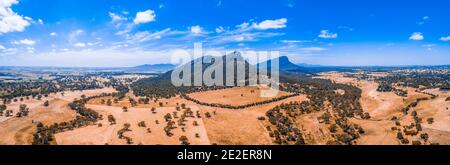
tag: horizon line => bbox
[1,63,450,69]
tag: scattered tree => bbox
[427,117,434,124]
[179,136,190,145]
[43,100,49,107]
[108,115,116,125]
[205,112,212,118]
[164,113,172,122]
[412,140,422,145]
[420,133,429,141]
[138,121,146,127]
[396,132,404,140]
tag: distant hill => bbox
[131,52,267,98]
[131,53,322,98]
[157,51,254,86]
[296,63,324,67]
[257,56,318,77]
[129,64,176,72]
[258,56,302,71]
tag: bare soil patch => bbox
[187,86,291,106]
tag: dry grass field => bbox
[0,88,115,145]
[187,86,291,106]
[318,72,450,145]
[56,86,306,145]
[1,74,448,145]
[200,94,308,145]
[55,105,210,145]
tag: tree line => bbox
[32,93,111,145]
[181,93,299,110]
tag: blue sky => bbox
[0,0,449,67]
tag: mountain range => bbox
[128,64,177,72]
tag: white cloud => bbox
[125,28,171,43]
[0,0,31,34]
[318,30,338,39]
[133,9,156,24]
[409,32,424,41]
[417,16,430,25]
[0,44,5,50]
[0,0,17,7]
[422,44,435,51]
[338,25,354,31]
[252,18,287,30]
[71,29,84,36]
[190,25,202,34]
[69,29,84,43]
[299,47,327,51]
[114,23,134,35]
[206,19,288,45]
[37,19,43,24]
[215,26,224,33]
[109,12,127,22]
[0,47,17,56]
[280,40,310,43]
[210,31,284,45]
[50,32,57,36]
[73,42,86,47]
[234,36,245,42]
[12,39,36,45]
[26,46,34,53]
[440,36,450,41]
[236,22,250,29]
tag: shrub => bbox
[412,140,422,145]
[179,136,190,145]
[427,117,434,124]
[43,100,50,107]
[205,112,212,118]
[108,115,116,125]
[138,121,146,127]
[401,138,409,144]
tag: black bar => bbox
[0,145,449,163]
